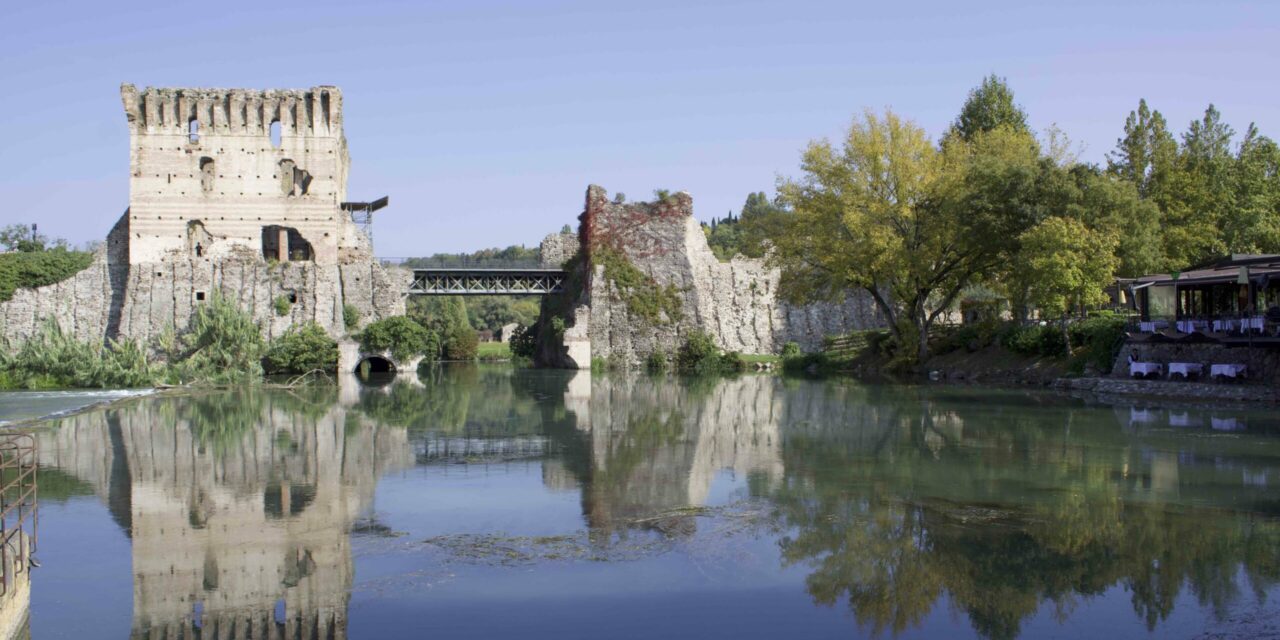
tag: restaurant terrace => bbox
[1120,254,1280,345]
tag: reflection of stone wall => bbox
[36,395,411,639]
[574,375,785,534]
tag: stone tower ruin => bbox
[118,84,368,265]
[0,84,404,351]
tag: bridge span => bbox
[379,258,568,296]
[407,268,567,295]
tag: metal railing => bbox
[0,433,37,597]
[381,256,547,270]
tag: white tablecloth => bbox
[1168,362,1203,377]
[1130,362,1162,377]
[1246,317,1264,331]
[1138,321,1168,333]
[1210,364,1247,378]
[1176,320,1207,334]
[1212,319,1236,332]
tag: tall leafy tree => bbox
[1016,217,1119,354]
[770,109,1035,362]
[952,74,1030,142]
[1226,124,1280,252]
[1106,99,1178,200]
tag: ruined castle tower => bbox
[118,84,367,265]
[0,85,404,350]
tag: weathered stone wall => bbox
[555,185,882,367]
[0,249,403,348]
[120,84,353,265]
[539,231,579,268]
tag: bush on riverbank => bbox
[160,293,266,385]
[359,316,438,362]
[263,322,339,374]
[0,320,153,389]
[675,330,745,374]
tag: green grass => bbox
[477,342,512,360]
[739,353,781,364]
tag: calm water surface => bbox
[20,366,1280,639]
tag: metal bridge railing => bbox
[0,433,37,597]
[380,257,548,270]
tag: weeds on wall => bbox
[593,246,683,325]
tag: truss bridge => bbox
[407,268,567,296]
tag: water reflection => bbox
[28,368,1280,639]
[37,388,412,639]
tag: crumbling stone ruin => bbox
[538,185,884,368]
[0,84,404,351]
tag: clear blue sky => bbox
[1,0,1276,257]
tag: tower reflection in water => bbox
[30,367,1280,639]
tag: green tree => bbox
[771,109,1044,362]
[1016,217,1119,355]
[952,74,1030,142]
[1106,99,1179,200]
[1225,124,1280,253]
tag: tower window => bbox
[188,119,200,144]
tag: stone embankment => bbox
[1054,377,1280,403]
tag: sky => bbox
[1,0,1277,257]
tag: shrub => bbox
[0,320,154,389]
[163,293,265,385]
[0,248,94,302]
[1000,323,1066,358]
[1068,315,1126,373]
[342,303,361,331]
[442,326,479,360]
[510,324,537,359]
[780,342,802,358]
[646,350,668,373]
[358,316,436,362]
[935,320,1000,354]
[264,323,338,374]
[675,330,741,374]
[273,295,292,317]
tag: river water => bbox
[16,365,1280,639]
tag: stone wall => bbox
[539,231,579,268]
[0,249,404,348]
[549,185,883,367]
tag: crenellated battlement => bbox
[120,83,343,138]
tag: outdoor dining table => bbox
[1212,319,1236,332]
[1167,362,1203,379]
[1129,362,1162,378]
[1176,320,1207,334]
[1245,316,1265,332]
[1210,363,1247,379]
[1138,320,1168,333]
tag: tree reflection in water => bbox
[763,385,1280,639]
[28,369,1280,639]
